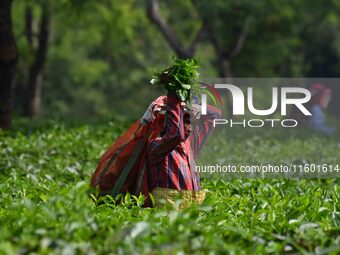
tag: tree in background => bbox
[0,0,18,129]
[146,0,296,116]
[146,0,308,78]
[31,0,173,119]
[146,0,251,115]
[21,1,50,117]
[2,0,339,124]
[147,0,205,59]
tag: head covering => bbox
[309,83,332,107]
[310,83,331,96]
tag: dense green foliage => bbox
[10,0,340,119]
[150,58,199,102]
[0,0,340,255]
[1,120,339,254]
[3,0,340,254]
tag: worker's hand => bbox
[191,103,201,119]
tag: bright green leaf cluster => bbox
[150,58,200,102]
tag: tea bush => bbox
[0,119,339,254]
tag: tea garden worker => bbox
[308,84,336,135]
[289,83,336,135]
[90,58,221,208]
[146,89,221,208]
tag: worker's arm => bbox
[148,91,186,162]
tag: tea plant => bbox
[0,119,339,254]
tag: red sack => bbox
[90,96,167,207]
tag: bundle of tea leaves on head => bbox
[150,58,221,108]
[150,58,203,104]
